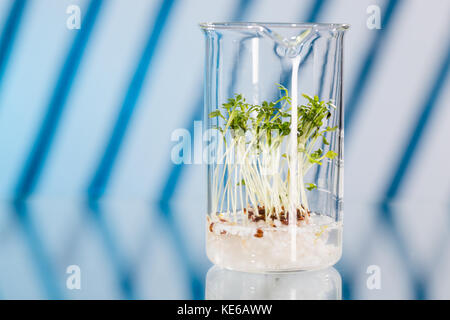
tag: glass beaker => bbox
[200,22,349,272]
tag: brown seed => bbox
[220,230,227,235]
[254,228,264,238]
[255,215,265,222]
[209,222,214,233]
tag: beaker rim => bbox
[199,22,350,31]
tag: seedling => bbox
[208,84,338,224]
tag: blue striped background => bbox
[0,0,449,299]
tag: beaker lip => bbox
[199,22,350,31]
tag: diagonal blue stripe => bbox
[232,0,253,18]
[379,202,427,299]
[158,201,204,299]
[306,0,327,22]
[341,270,353,300]
[384,41,450,201]
[87,0,177,199]
[14,0,104,199]
[344,0,402,133]
[158,0,327,204]
[87,200,135,299]
[0,0,27,94]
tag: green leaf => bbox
[325,150,338,159]
[306,183,317,191]
[311,148,323,159]
[209,110,222,118]
[325,126,338,132]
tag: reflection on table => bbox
[206,265,341,300]
[0,199,449,299]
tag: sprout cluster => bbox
[209,85,338,223]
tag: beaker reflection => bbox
[205,265,342,300]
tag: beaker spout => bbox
[256,24,314,49]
